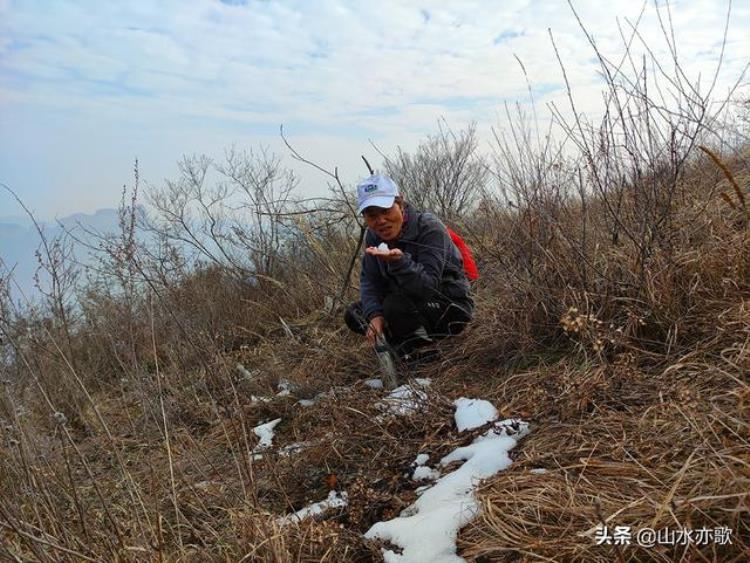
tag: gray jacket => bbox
[360,203,474,321]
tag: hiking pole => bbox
[374,333,399,389]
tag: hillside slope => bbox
[1,149,748,561]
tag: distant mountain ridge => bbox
[0,208,124,301]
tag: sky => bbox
[1,0,748,221]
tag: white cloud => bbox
[0,0,748,216]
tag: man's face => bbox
[362,201,404,241]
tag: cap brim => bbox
[357,195,396,214]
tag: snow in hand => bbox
[365,398,529,563]
[378,242,389,252]
[251,418,281,460]
[277,490,349,526]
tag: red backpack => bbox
[446,227,479,281]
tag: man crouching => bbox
[344,174,474,359]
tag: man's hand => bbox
[366,245,403,262]
[366,315,386,345]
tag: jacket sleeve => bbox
[386,217,452,297]
[360,251,388,320]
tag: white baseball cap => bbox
[356,174,400,214]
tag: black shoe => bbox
[393,326,433,358]
[402,346,440,367]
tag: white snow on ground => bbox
[412,465,441,481]
[411,453,440,481]
[364,378,384,389]
[297,399,316,407]
[365,398,529,563]
[296,390,334,408]
[236,363,258,381]
[378,378,431,415]
[274,379,294,397]
[414,485,430,496]
[247,380,294,403]
[530,468,547,474]
[277,490,349,526]
[251,418,282,459]
[277,379,293,396]
[279,442,311,457]
[254,418,281,448]
[250,395,274,405]
[453,398,499,431]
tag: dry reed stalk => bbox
[699,146,747,212]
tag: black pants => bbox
[344,293,472,355]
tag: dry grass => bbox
[458,342,749,561]
[1,143,749,561]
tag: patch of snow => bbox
[277,379,293,393]
[410,454,439,480]
[453,398,499,431]
[364,378,384,389]
[279,442,310,457]
[415,485,430,496]
[236,363,257,381]
[251,418,281,459]
[412,466,441,481]
[414,454,429,466]
[278,490,349,526]
[297,390,333,407]
[365,410,529,563]
[250,395,273,405]
[254,418,281,448]
[530,468,547,474]
[378,379,431,416]
[276,389,291,397]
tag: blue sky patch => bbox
[494,30,523,44]
[532,83,561,96]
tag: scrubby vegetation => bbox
[1,13,749,563]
